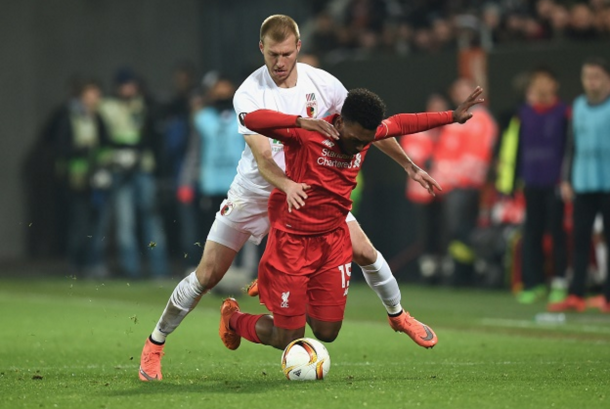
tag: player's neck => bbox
[274,68,298,89]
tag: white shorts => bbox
[207,181,358,252]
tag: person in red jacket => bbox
[219,87,484,351]
[431,78,498,286]
[400,93,450,283]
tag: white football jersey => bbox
[232,63,348,196]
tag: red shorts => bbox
[258,223,353,330]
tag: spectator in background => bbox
[431,18,456,52]
[344,0,387,34]
[155,61,198,263]
[549,4,570,40]
[98,67,169,279]
[566,3,599,41]
[177,76,255,285]
[551,57,610,313]
[431,78,498,286]
[482,3,503,44]
[400,93,450,284]
[411,27,435,54]
[535,0,556,39]
[596,5,610,37]
[178,77,245,252]
[394,21,414,56]
[309,12,341,56]
[496,67,570,305]
[53,79,110,277]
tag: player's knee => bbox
[312,327,340,343]
[311,322,342,343]
[352,241,378,266]
[276,329,305,349]
[195,263,224,290]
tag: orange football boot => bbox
[219,298,241,350]
[388,311,438,349]
[139,337,165,381]
[547,295,586,312]
[245,279,259,297]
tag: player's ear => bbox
[296,40,302,53]
[259,40,264,54]
[335,116,343,131]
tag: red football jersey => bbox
[243,109,453,235]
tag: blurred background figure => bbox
[431,78,498,286]
[177,75,255,291]
[154,61,199,264]
[551,57,610,313]
[52,79,110,278]
[97,67,169,279]
[496,66,570,305]
[400,93,450,285]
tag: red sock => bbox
[230,312,264,344]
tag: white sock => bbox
[359,252,403,315]
[151,271,205,343]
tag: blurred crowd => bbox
[400,57,610,312]
[304,0,610,61]
[26,64,258,282]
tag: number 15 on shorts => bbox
[338,264,351,296]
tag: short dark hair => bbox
[78,79,102,95]
[341,88,386,131]
[583,56,610,76]
[530,65,557,81]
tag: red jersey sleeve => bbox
[241,109,301,142]
[375,111,454,140]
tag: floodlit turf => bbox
[1,277,609,409]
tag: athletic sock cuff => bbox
[359,251,386,273]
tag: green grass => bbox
[1,277,609,409]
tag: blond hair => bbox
[260,14,300,43]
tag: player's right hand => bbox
[296,117,340,140]
[284,181,311,213]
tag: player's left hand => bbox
[408,164,442,196]
[453,86,485,124]
[296,117,340,140]
[284,180,311,213]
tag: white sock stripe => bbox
[358,251,402,313]
[359,251,386,272]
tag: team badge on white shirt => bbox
[306,93,317,117]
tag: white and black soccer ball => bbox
[280,337,330,381]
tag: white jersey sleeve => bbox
[233,80,263,136]
[230,63,348,196]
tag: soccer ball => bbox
[280,337,331,381]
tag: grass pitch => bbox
[1,276,609,409]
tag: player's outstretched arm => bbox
[374,138,442,196]
[244,133,310,213]
[376,86,485,139]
